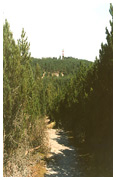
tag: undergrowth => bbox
[3,116,49,177]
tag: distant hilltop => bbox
[31,57,92,77]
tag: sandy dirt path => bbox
[45,128,81,177]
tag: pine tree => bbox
[3,20,22,151]
[18,28,33,110]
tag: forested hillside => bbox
[31,57,92,76]
[3,4,113,177]
[46,4,113,174]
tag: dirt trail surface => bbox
[45,128,81,177]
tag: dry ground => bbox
[45,128,80,177]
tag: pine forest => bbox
[3,3,113,177]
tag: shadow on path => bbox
[45,129,113,177]
[45,129,81,177]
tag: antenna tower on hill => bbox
[62,49,64,59]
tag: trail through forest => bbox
[44,124,113,177]
[45,128,81,177]
[3,4,113,177]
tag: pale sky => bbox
[3,0,113,61]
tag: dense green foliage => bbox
[3,21,48,176]
[47,4,113,148]
[45,4,113,175]
[3,4,113,177]
[31,57,91,76]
